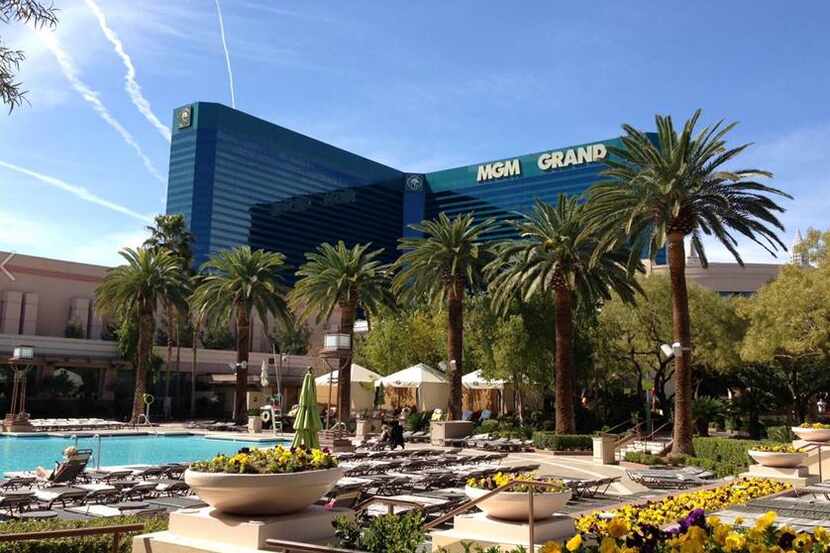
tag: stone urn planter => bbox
[748,450,807,468]
[464,485,572,521]
[185,467,344,516]
[792,426,830,442]
[248,415,263,434]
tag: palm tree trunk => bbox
[133,311,154,423]
[190,317,200,419]
[554,286,575,434]
[667,233,694,456]
[447,277,464,420]
[164,302,174,415]
[337,302,356,424]
[235,309,251,425]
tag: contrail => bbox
[84,0,172,143]
[39,32,167,194]
[0,160,154,224]
[214,0,236,108]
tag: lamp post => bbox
[320,332,352,426]
[4,346,35,432]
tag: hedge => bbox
[690,436,765,477]
[0,515,167,553]
[532,432,593,451]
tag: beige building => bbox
[649,248,784,295]
[0,251,314,419]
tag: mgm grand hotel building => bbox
[167,102,655,270]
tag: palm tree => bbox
[290,241,394,422]
[189,274,206,419]
[96,248,188,423]
[393,213,497,420]
[191,247,291,424]
[487,196,641,433]
[144,214,195,413]
[585,110,791,455]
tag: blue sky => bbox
[1,1,828,266]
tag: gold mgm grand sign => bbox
[476,142,608,183]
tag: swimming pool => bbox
[0,434,287,474]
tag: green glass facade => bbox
[166,102,655,270]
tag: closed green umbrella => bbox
[292,369,322,449]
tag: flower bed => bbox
[545,508,830,553]
[575,478,790,537]
[466,472,571,521]
[189,445,337,474]
[750,444,803,453]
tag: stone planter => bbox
[184,467,344,515]
[748,450,807,468]
[792,427,830,442]
[464,485,571,521]
[592,435,617,465]
[248,416,263,433]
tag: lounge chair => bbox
[0,491,35,515]
[33,486,91,509]
[625,468,712,489]
[154,480,191,496]
[131,466,167,480]
[76,483,121,504]
[0,476,36,490]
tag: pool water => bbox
[0,434,286,474]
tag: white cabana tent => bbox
[462,369,514,415]
[376,363,449,412]
[315,363,381,412]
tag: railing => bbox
[800,441,826,481]
[0,523,145,553]
[611,422,643,450]
[423,479,567,552]
[639,421,673,453]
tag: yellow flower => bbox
[712,524,730,545]
[814,527,830,544]
[756,511,777,530]
[793,534,812,551]
[685,526,707,545]
[607,517,631,539]
[621,548,640,553]
[541,542,563,553]
[724,532,746,552]
[599,537,618,553]
[567,534,583,552]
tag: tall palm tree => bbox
[290,241,394,422]
[585,110,790,454]
[393,213,497,420]
[192,247,291,424]
[144,214,195,413]
[189,274,206,419]
[487,197,641,433]
[96,248,188,423]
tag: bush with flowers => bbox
[467,471,569,493]
[539,508,830,553]
[189,445,337,474]
[575,478,789,537]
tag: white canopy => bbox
[462,369,507,390]
[315,364,381,385]
[376,363,447,388]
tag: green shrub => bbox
[478,419,499,434]
[334,512,424,553]
[624,451,666,465]
[531,432,593,451]
[766,425,794,443]
[405,411,427,432]
[0,515,167,553]
[691,436,766,476]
